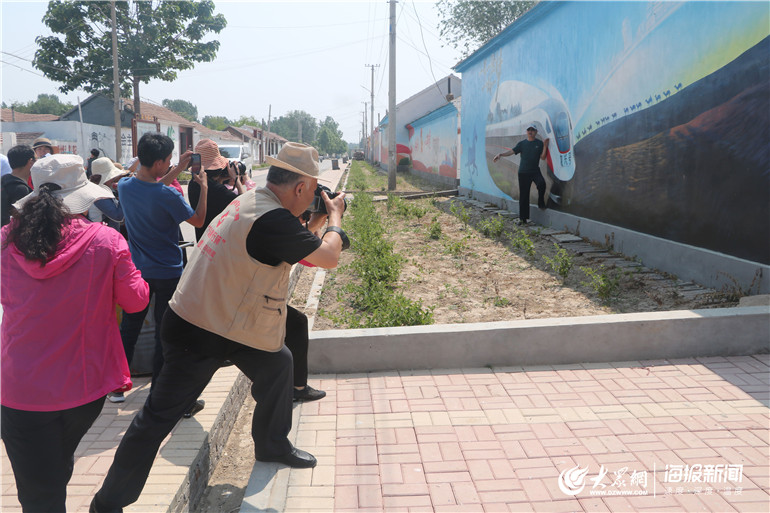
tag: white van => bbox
[218,144,254,174]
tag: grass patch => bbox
[327,192,433,328]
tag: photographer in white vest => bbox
[91,142,347,513]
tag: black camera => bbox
[230,160,246,174]
[307,184,346,215]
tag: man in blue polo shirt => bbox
[493,124,549,225]
[113,133,208,403]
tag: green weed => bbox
[510,228,536,258]
[428,215,442,240]
[543,243,574,281]
[478,215,506,238]
[450,201,471,228]
[580,265,621,303]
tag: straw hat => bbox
[14,154,113,214]
[91,157,125,186]
[266,142,319,178]
[195,139,229,170]
[32,137,53,150]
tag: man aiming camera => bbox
[91,142,347,512]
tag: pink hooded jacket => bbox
[1,217,149,411]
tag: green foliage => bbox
[398,156,411,166]
[34,1,226,116]
[10,93,73,116]
[232,115,263,128]
[162,98,198,122]
[443,236,469,257]
[491,296,511,307]
[510,227,535,258]
[436,0,536,57]
[543,243,574,281]
[316,125,347,156]
[386,194,427,219]
[201,115,231,131]
[348,161,370,190]
[449,200,470,228]
[581,265,621,303]
[269,110,318,144]
[478,215,505,238]
[428,215,442,240]
[334,192,432,328]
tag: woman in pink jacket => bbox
[1,154,149,512]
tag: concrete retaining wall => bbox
[461,187,770,295]
[309,306,770,373]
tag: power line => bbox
[410,0,445,99]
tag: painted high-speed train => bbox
[485,81,576,205]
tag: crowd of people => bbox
[0,134,347,512]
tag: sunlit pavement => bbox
[261,355,769,512]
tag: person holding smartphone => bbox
[187,139,244,242]
[111,133,208,405]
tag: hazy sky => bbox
[1,0,463,142]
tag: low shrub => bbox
[543,243,574,281]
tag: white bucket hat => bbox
[14,154,114,214]
[266,142,320,178]
[91,157,125,186]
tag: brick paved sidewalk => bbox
[278,355,769,512]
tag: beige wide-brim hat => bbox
[14,154,113,214]
[32,137,53,150]
[195,139,229,170]
[91,157,125,185]
[266,142,320,178]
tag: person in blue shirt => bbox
[112,133,208,404]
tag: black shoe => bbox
[257,447,317,468]
[183,399,205,418]
[293,385,326,402]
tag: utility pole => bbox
[264,104,272,162]
[297,119,302,143]
[361,111,366,149]
[387,0,397,190]
[365,64,379,161]
[110,1,122,162]
[363,101,368,155]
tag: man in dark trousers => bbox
[493,124,549,224]
[111,133,208,404]
[90,142,347,513]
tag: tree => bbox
[314,116,347,155]
[10,94,74,116]
[232,115,263,128]
[436,0,536,57]
[162,98,198,122]
[34,1,226,117]
[201,115,231,131]
[270,110,318,145]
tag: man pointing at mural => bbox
[493,124,548,225]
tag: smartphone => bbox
[190,153,201,175]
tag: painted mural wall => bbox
[458,1,769,264]
[408,104,458,178]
